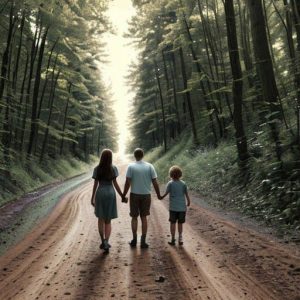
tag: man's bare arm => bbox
[152,178,161,198]
[123,177,131,197]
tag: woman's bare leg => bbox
[104,220,112,241]
[98,218,104,242]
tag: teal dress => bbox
[92,166,119,220]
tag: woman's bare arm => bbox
[91,180,99,206]
[113,178,123,198]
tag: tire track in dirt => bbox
[0,159,299,300]
[137,199,277,300]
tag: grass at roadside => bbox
[0,155,98,207]
[145,134,300,236]
[146,135,236,201]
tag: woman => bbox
[91,149,123,253]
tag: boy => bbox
[160,166,190,245]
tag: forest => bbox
[128,0,300,225]
[0,0,300,225]
[0,1,299,299]
[0,0,117,203]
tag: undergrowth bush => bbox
[146,133,300,228]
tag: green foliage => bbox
[0,155,97,207]
[0,0,117,190]
[127,0,300,228]
[147,132,300,227]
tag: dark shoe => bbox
[100,242,111,249]
[129,239,137,248]
[141,241,149,249]
[103,239,110,251]
[168,239,176,246]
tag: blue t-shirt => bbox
[166,180,188,212]
[126,161,157,195]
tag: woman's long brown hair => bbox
[96,149,114,180]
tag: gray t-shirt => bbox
[126,161,157,195]
[166,180,188,212]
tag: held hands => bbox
[158,193,164,200]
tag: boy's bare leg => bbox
[170,223,176,239]
[178,223,183,245]
[168,223,176,245]
[178,223,183,235]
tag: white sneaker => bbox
[178,235,183,245]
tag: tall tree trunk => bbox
[12,9,25,94]
[37,38,59,120]
[40,70,60,162]
[154,60,167,152]
[97,126,101,156]
[60,82,72,155]
[153,92,161,145]
[197,0,228,137]
[15,50,29,149]
[181,10,223,139]
[27,27,49,157]
[237,1,254,92]
[246,0,282,160]
[162,50,174,139]
[224,0,249,165]
[178,47,199,145]
[20,17,41,151]
[1,3,17,166]
[0,3,16,114]
[211,0,234,120]
[170,52,183,133]
[169,55,181,135]
[34,39,59,155]
[262,0,289,130]
[291,0,300,144]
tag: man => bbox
[123,148,160,248]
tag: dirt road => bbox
[0,160,299,300]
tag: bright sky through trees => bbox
[103,0,137,154]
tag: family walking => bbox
[90,148,190,253]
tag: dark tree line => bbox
[0,0,117,178]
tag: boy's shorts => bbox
[130,193,151,217]
[169,211,186,224]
